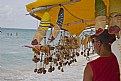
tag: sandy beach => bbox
[0,54,99,81]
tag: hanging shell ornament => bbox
[108,13,121,37]
[95,16,107,31]
[32,12,50,45]
[25,17,93,74]
[29,30,96,74]
[50,8,64,42]
[82,34,89,49]
[34,68,38,73]
[32,55,40,63]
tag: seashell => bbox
[48,67,52,72]
[76,52,80,56]
[75,59,77,62]
[69,56,72,59]
[72,59,75,63]
[32,48,36,52]
[43,69,46,74]
[40,46,50,53]
[58,45,65,50]
[66,57,69,60]
[87,52,89,56]
[63,63,66,66]
[56,54,60,58]
[34,68,37,73]
[35,51,40,55]
[53,59,57,64]
[32,48,40,55]
[61,60,64,63]
[64,61,68,66]
[70,60,72,64]
[44,58,48,64]
[42,67,45,70]
[48,57,52,62]
[56,63,58,66]
[65,53,69,57]
[50,66,52,68]
[32,57,39,63]
[59,62,62,67]
[58,66,61,70]
[68,62,71,66]
[37,68,42,74]
[37,58,40,62]
[45,62,49,65]
[61,68,64,72]
[34,55,37,58]
[91,50,95,54]
[50,46,55,50]
[52,67,55,71]
[64,56,66,59]
[84,54,86,57]
[57,58,60,61]
[88,48,90,51]
[72,54,75,58]
[71,55,74,58]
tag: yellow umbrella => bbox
[26,0,109,35]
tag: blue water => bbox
[0,28,36,69]
[0,28,93,69]
[0,28,70,69]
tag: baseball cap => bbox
[91,29,116,44]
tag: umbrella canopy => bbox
[26,0,109,35]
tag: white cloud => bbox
[0,5,13,18]
[0,0,37,29]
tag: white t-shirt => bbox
[111,36,121,65]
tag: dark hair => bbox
[91,29,116,51]
[96,37,111,51]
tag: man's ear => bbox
[97,41,102,47]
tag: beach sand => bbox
[1,53,120,81]
[0,54,99,81]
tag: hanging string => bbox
[62,5,83,20]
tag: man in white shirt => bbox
[111,36,121,65]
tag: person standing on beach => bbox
[83,29,120,81]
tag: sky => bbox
[0,0,39,29]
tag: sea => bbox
[0,28,94,81]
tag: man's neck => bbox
[100,50,113,57]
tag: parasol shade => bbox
[26,0,109,35]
